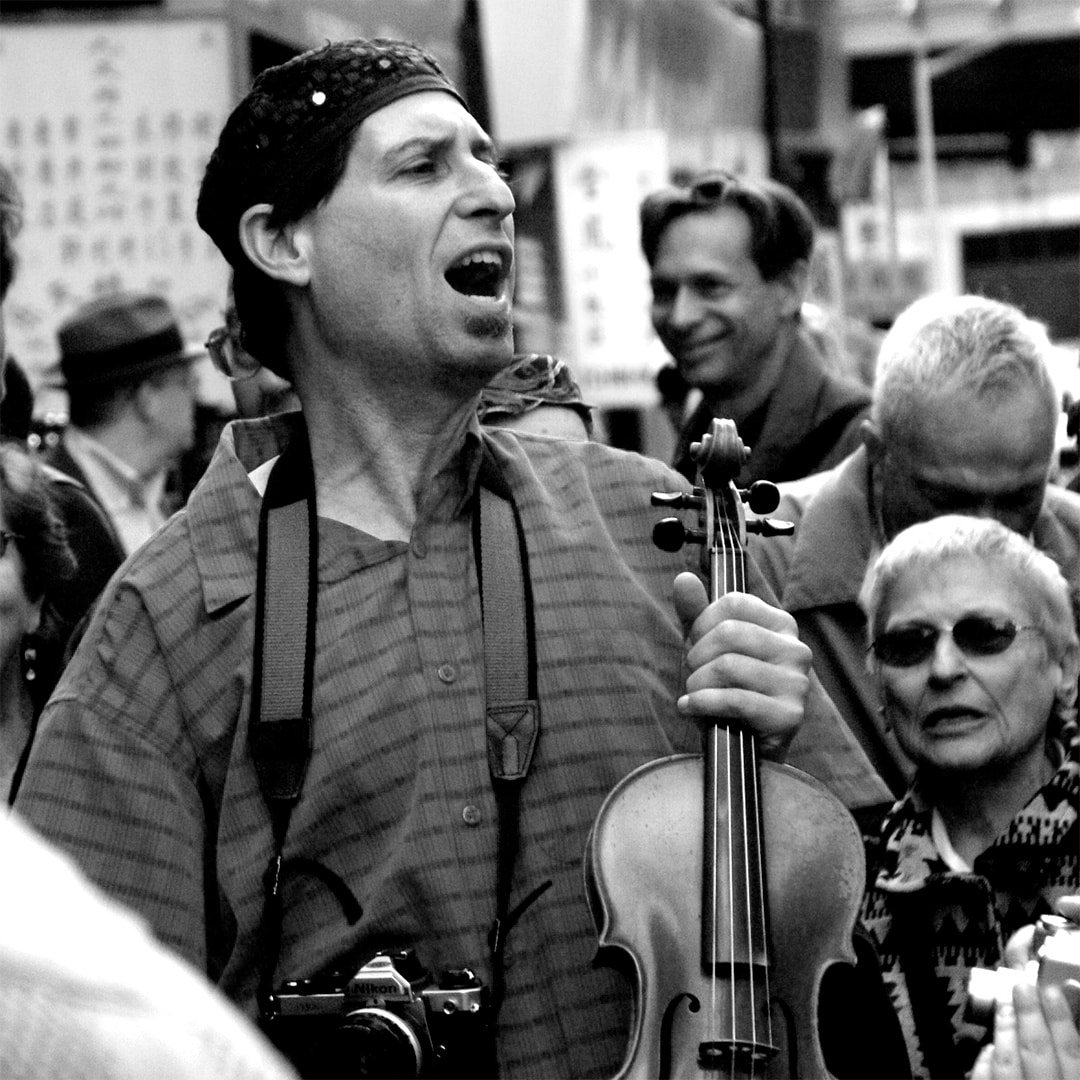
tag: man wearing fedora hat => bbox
[45,291,202,556]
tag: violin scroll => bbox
[688,417,748,490]
[650,458,793,556]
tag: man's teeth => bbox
[446,251,505,297]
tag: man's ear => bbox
[238,203,311,287]
[777,258,810,319]
[1053,639,1080,721]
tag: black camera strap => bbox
[250,428,546,1066]
[474,454,551,1032]
[251,430,364,1023]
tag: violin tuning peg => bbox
[651,491,704,511]
[653,517,706,552]
[741,481,781,515]
[745,517,795,538]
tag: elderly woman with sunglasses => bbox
[855,514,1079,1079]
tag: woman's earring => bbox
[22,640,37,684]
[877,703,891,733]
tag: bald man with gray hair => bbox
[748,293,1080,802]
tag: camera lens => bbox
[333,1008,426,1079]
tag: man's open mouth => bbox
[445,250,509,300]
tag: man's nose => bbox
[459,160,515,221]
[667,286,702,330]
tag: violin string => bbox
[722,711,733,1054]
[713,489,730,1053]
[733,506,775,1061]
[723,485,774,1073]
[754,732,774,1055]
[729,504,760,1061]
[718,496,756,1061]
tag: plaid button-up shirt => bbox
[16,412,885,1078]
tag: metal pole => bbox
[757,0,781,180]
[912,41,942,291]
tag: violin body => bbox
[587,754,864,1079]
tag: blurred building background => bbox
[1,0,1077,457]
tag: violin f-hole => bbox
[660,993,700,1080]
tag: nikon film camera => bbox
[966,913,1080,1029]
[266,949,489,1079]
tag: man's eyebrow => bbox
[382,131,498,162]
[383,133,453,161]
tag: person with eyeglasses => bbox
[640,170,871,486]
[851,514,1079,1080]
[748,293,1080,805]
[205,286,301,422]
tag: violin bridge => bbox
[698,1038,778,1074]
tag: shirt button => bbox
[462,805,482,827]
[437,663,456,684]
[411,535,427,558]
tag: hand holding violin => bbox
[673,574,811,761]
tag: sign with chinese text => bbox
[553,131,670,408]
[0,19,232,408]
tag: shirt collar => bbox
[186,411,486,615]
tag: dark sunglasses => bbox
[642,171,740,221]
[869,615,1041,668]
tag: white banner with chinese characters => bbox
[0,18,233,411]
[553,131,671,409]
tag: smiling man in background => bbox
[642,171,870,485]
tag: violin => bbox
[586,419,865,1079]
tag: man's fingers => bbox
[673,571,709,635]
